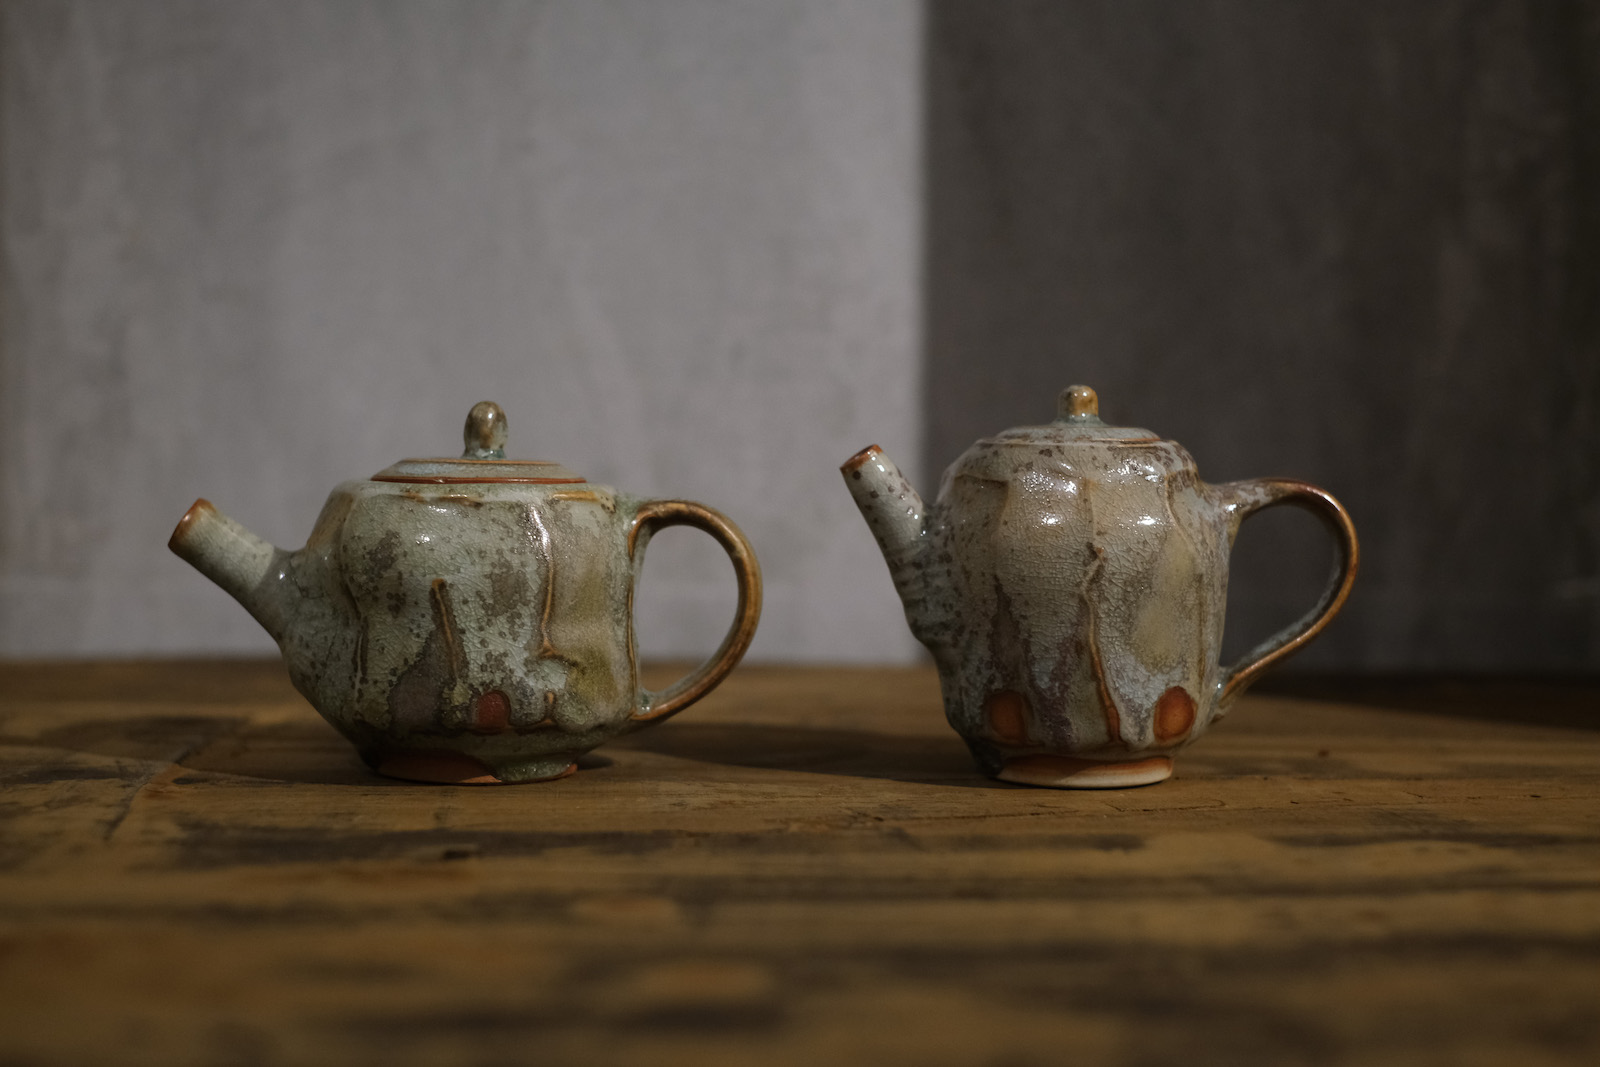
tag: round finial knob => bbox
[1058,385,1099,420]
[463,401,508,459]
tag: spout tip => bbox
[169,498,217,554]
[840,445,883,477]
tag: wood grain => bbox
[2,661,1598,1065]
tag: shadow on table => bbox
[8,713,973,789]
[0,658,294,704]
[0,714,368,786]
[6,714,616,788]
[1255,674,1600,732]
[619,721,992,787]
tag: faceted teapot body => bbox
[843,386,1357,788]
[925,430,1230,784]
[172,402,761,784]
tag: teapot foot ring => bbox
[997,755,1172,789]
[372,749,577,785]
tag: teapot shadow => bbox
[12,715,613,787]
[1255,675,1600,732]
[618,721,994,787]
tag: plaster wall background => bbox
[0,0,924,661]
[926,0,1600,671]
[5,1,1598,673]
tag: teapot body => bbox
[282,480,644,783]
[843,385,1358,789]
[170,401,762,784]
[920,439,1232,786]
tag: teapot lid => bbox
[371,401,585,485]
[990,385,1160,446]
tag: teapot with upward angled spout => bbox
[842,385,1357,788]
[171,400,762,784]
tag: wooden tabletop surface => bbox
[1,660,1598,1066]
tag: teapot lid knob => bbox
[1057,385,1099,420]
[463,401,508,459]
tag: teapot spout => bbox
[841,445,930,610]
[169,499,294,643]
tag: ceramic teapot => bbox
[171,401,762,784]
[842,385,1357,788]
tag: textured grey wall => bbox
[8,1,1598,672]
[0,1,923,660]
[926,0,1600,671]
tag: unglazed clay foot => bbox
[373,750,577,785]
[997,755,1174,789]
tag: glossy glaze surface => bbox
[843,386,1356,788]
[171,402,761,783]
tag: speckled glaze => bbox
[171,402,762,784]
[843,385,1357,789]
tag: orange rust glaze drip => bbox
[1153,686,1196,742]
[469,691,511,735]
[984,690,1031,745]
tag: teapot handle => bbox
[626,500,763,722]
[1215,479,1359,707]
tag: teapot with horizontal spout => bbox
[171,400,762,784]
[842,385,1357,788]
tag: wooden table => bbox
[2,661,1598,1066]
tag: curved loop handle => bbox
[627,500,763,722]
[1217,479,1359,706]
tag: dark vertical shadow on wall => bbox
[923,0,1600,672]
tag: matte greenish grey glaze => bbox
[171,402,762,784]
[843,386,1357,789]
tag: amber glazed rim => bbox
[371,475,587,484]
[372,457,585,485]
[980,433,1162,447]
